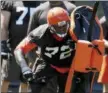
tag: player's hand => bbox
[1,40,12,60]
[22,67,34,82]
[1,52,12,60]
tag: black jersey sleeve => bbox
[28,24,48,46]
[1,1,13,11]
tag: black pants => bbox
[71,72,90,93]
[30,59,89,93]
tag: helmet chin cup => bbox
[50,21,69,38]
[56,33,67,38]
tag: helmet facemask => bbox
[50,21,70,38]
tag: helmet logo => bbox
[57,16,64,20]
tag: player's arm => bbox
[1,9,10,40]
[14,35,37,70]
[14,24,46,71]
[14,35,37,81]
[1,1,13,59]
[27,7,41,34]
[1,1,13,40]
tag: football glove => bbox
[22,66,34,82]
[1,40,12,59]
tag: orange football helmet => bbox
[47,7,70,25]
[47,7,70,38]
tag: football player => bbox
[14,7,88,93]
[98,2,108,93]
[26,2,76,93]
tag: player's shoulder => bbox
[1,1,13,11]
[14,1,41,7]
[37,2,49,10]
[32,2,49,15]
[12,1,25,7]
[29,24,49,38]
[63,1,76,14]
[1,1,26,11]
[64,1,76,8]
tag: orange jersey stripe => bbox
[16,37,37,54]
[51,65,69,73]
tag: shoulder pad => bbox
[29,24,48,40]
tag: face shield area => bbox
[50,21,70,38]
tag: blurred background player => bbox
[98,1,108,93]
[1,1,41,92]
[27,1,76,33]
[99,17,108,93]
